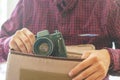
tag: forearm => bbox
[106,0,120,75]
[0,37,12,62]
[0,21,16,59]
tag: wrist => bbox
[102,48,113,71]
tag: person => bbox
[0,0,120,80]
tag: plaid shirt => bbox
[0,0,120,79]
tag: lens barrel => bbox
[33,37,54,56]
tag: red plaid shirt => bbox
[0,0,120,79]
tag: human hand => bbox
[69,49,110,80]
[9,28,35,53]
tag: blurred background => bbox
[0,0,18,27]
[0,0,120,80]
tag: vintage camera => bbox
[33,30,67,57]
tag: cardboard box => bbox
[6,44,95,80]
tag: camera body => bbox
[33,30,67,57]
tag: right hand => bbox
[9,28,35,54]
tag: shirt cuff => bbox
[105,48,120,71]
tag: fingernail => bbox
[69,72,73,77]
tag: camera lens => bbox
[38,43,49,54]
[33,37,53,56]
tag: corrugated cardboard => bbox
[6,44,95,80]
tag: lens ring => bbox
[33,37,53,56]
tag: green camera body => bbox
[33,30,67,57]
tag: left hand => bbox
[69,49,110,80]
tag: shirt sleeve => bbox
[0,0,23,62]
[106,0,120,75]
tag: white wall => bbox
[7,0,19,18]
[0,0,7,27]
[0,0,19,27]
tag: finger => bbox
[95,74,105,80]
[69,58,94,77]
[81,52,90,59]
[22,28,35,46]
[18,31,32,53]
[69,56,98,77]
[85,70,104,80]
[9,39,20,51]
[73,63,99,80]
[14,36,27,53]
